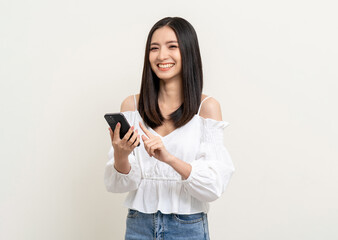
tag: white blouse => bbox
[104,95,235,214]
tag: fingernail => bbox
[131,126,134,130]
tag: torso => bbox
[135,94,208,138]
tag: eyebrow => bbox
[150,41,178,45]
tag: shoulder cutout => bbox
[198,97,223,121]
[120,95,136,112]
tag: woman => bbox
[104,17,235,240]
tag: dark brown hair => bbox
[138,17,203,129]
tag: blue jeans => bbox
[125,209,210,240]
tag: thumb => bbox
[113,122,121,140]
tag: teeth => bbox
[158,63,174,68]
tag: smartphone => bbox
[104,113,140,147]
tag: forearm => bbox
[165,154,192,180]
[114,153,131,174]
[104,150,142,193]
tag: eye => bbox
[169,45,178,49]
[150,47,158,51]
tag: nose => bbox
[157,47,169,61]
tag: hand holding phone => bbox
[104,113,140,147]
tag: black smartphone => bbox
[104,113,140,147]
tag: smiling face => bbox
[149,26,182,82]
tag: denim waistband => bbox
[125,209,210,240]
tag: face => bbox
[149,26,182,82]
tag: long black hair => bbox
[138,17,203,129]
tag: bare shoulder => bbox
[120,94,137,112]
[199,94,223,121]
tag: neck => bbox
[158,78,183,109]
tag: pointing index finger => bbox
[139,121,154,138]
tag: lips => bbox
[157,63,175,71]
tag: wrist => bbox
[114,153,130,174]
[164,154,192,180]
[114,152,128,161]
[164,153,175,165]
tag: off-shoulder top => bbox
[104,95,235,214]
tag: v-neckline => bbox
[135,110,198,139]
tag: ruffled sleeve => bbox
[183,118,235,202]
[103,111,142,193]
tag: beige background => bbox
[1,0,337,239]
